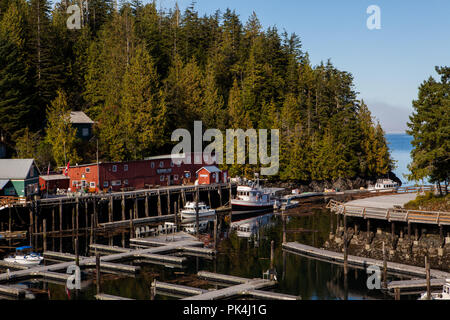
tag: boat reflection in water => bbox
[231,212,276,239]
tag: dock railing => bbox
[327,199,450,226]
[0,196,21,208]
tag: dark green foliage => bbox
[0,1,393,181]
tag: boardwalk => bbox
[344,193,418,209]
[282,242,450,279]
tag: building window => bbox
[103,181,109,187]
[159,161,164,168]
[112,180,121,186]
[124,164,128,172]
[124,179,128,185]
[82,128,89,137]
[170,161,174,167]
[112,165,117,172]
[160,175,165,182]
[90,182,95,188]
[195,155,200,163]
[174,175,178,181]
[85,167,90,173]
[151,162,155,168]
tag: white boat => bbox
[180,201,215,219]
[3,246,43,266]
[418,279,450,300]
[368,179,399,191]
[231,179,275,213]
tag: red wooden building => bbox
[39,174,70,193]
[64,153,219,192]
[196,166,228,185]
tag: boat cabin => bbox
[236,186,270,202]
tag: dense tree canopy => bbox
[407,66,449,192]
[0,0,394,181]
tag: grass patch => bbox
[404,192,450,211]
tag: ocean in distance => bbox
[385,133,414,186]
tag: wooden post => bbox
[145,193,149,217]
[120,195,125,221]
[150,280,156,300]
[282,213,287,244]
[354,223,358,236]
[343,231,348,275]
[29,226,32,246]
[366,219,370,242]
[109,197,113,222]
[85,201,88,231]
[58,200,63,233]
[195,187,199,237]
[394,288,400,300]
[134,196,138,219]
[391,222,395,241]
[218,187,222,207]
[90,213,94,244]
[157,190,162,216]
[93,200,98,227]
[8,207,12,233]
[43,219,47,252]
[181,189,186,207]
[129,209,133,231]
[174,201,178,225]
[71,207,75,235]
[75,237,79,267]
[29,208,34,237]
[208,190,211,208]
[76,198,79,235]
[270,240,275,280]
[426,256,431,300]
[167,190,171,215]
[213,212,218,249]
[383,241,387,288]
[96,251,101,294]
[439,225,444,246]
[408,222,411,238]
[228,182,232,208]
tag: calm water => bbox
[386,133,414,186]
[5,205,411,300]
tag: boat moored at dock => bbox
[231,179,275,214]
[3,246,43,266]
[180,201,215,219]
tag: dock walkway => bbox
[282,242,450,279]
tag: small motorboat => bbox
[180,201,215,219]
[182,221,209,234]
[3,246,43,266]
[419,279,450,300]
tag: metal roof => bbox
[196,166,221,173]
[40,174,70,181]
[0,159,37,179]
[70,111,94,124]
[0,179,10,189]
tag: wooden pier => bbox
[327,199,450,226]
[282,242,450,279]
[154,271,299,300]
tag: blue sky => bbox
[152,0,450,133]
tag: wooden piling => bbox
[119,195,124,222]
[43,219,47,252]
[8,207,11,233]
[282,214,287,244]
[343,231,348,275]
[90,213,94,244]
[85,201,88,231]
[96,251,101,294]
[383,241,387,288]
[228,182,232,208]
[394,288,400,300]
[76,197,80,233]
[408,222,411,238]
[134,196,138,219]
[157,190,162,216]
[195,187,199,237]
[145,193,149,217]
[218,187,222,207]
[208,190,212,208]
[270,240,275,280]
[75,237,79,267]
[59,200,63,232]
[109,197,113,222]
[150,280,156,300]
[167,190,171,215]
[213,213,218,249]
[426,256,431,300]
